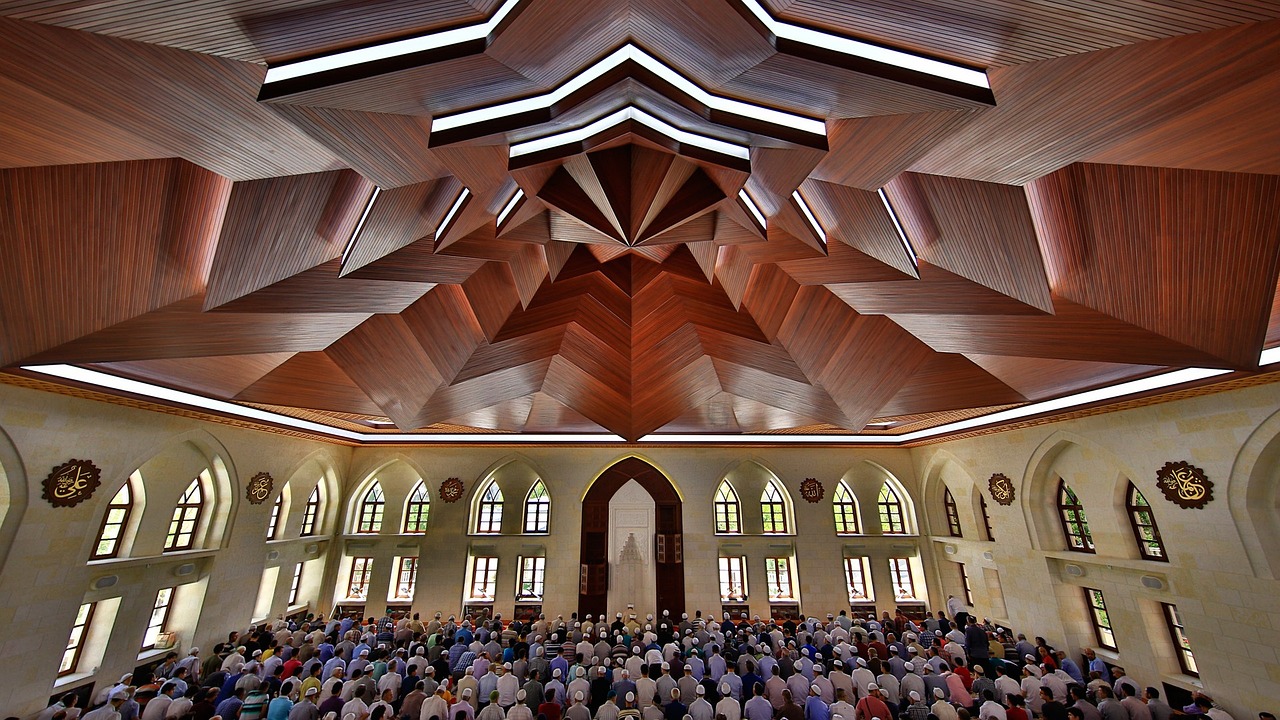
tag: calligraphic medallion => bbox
[440,477,464,503]
[246,472,274,505]
[800,478,824,503]
[988,473,1016,506]
[42,459,102,508]
[1155,461,1213,509]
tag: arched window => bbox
[403,481,430,534]
[300,485,321,537]
[266,494,283,540]
[943,488,962,537]
[714,481,741,534]
[878,483,905,534]
[761,483,787,534]
[164,476,204,552]
[979,494,994,541]
[92,481,134,560]
[832,482,860,535]
[1058,480,1095,553]
[356,482,384,534]
[476,482,503,534]
[524,480,550,533]
[1126,483,1167,561]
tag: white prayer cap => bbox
[1024,654,1036,662]
[634,647,641,654]
[856,659,867,668]
[671,689,680,698]
[306,687,320,697]
[576,691,585,701]
[517,690,527,701]
[903,663,914,672]
[553,668,562,677]
[626,692,636,703]
[833,660,843,668]
[866,684,879,692]
[618,613,624,618]
[809,685,821,695]
[359,649,369,656]
[252,649,263,657]
[463,688,473,699]
[933,688,945,698]
[111,690,130,700]
[466,667,474,675]
[908,691,920,701]
[720,684,730,695]
[814,665,823,673]
[189,648,200,655]
[504,662,513,670]
[661,662,670,671]
[696,686,705,695]
[577,667,586,677]
[908,648,919,654]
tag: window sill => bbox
[86,548,216,569]
[54,671,94,689]
[137,647,172,663]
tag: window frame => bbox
[761,483,788,534]
[60,602,96,677]
[475,483,504,535]
[289,563,304,606]
[878,483,906,535]
[718,555,747,602]
[91,481,134,560]
[517,555,547,600]
[142,587,175,650]
[844,556,872,603]
[1163,603,1198,676]
[523,480,551,534]
[888,557,916,600]
[832,482,860,535]
[403,481,430,534]
[469,556,499,600]
[266,493,283,541]
[714,482,741,535]
[764,556,795,601]
[1084,587,1117,650]
[1058,480,1096,553]
[958,562,973,605]
[301,485,321,537]
[943,488,962,537]
[163,476,204,552]
[979,494,995,541]
[347,557,373,600]
[355,482,385,534]
[394,556,419,600]
[1126,483,1168,562]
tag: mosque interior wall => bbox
[0,379,1277,716]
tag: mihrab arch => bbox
[579,457,684,617]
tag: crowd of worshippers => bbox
[35,604,1269,720]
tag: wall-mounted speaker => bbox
[944,545,957,555]
[1064,564,1084,577]
[305,544,319,556]
[267,550,280,561]
[1141,575,1165,590]
[983,551,994,561]
[174,563,197,577]
[93,575,118,589]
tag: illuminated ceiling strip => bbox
[438,186,471,235]
[737,0,989,89]
[434,44,825,137]
[792,190,826,245]
[341,186,382,266]
[878,188,917,267]
[738,189,767,229]
[22,357,1254,445]
[508,106,750,160]
[496,188,524,227]
[1259,346,1280,366]
[263,0,522,84]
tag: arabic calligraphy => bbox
[246,472,274,505]
[42,459,102,508]
[1155,461,1214,509]
[988,473,1015,506]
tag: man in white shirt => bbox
[688,685,714,720]
[978,690,1007,720]
[717,684,742,720]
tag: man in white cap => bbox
[566,691,592,720]
[288,686,321,720]
[849,659,874,701]
[688,685,714,720]
[619,692,642,720]
[636,666,658,710]
[900,691,929,720]
[547,667,568,707]
[176,648,203,684]
[716,685,742,720]
[496,662,519,709]
[451,688,478,720]
[569,667,592,705]
[459,667,480,711]
[898,664,925,707]
[803,684,830,720]
[507,690,534,720]
[83,689,129,720]
[930,688,959,720]
[421,685,450,720]
[1019,665,1043,715]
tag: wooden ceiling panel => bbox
[441,395,535,433]
[811,111,976,190]
[521,392,611,433]
[271,105,446,189]
[94,352,296,400]
[1027,163,1280,368]
[655,391,743,434]
[205,170,373,309]
[962,354,1163,401]
[417,358,553,428]
[884,172,1052,312]
[798,179,920,277]
[827,261,1047,316]
[874,352,1025,418]
[234,351,385,416]
[711,359,849,428]
[397,284,488,383]
[341,176,466,275]
[769,0,1280,68]
[460,261,524,341]
[324,314,450,428]
[740,262,801,342]
[0,159,231,366]
[211,259,435,314]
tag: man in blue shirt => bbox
[803,685,830,720]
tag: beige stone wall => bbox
[0,377,1277,717]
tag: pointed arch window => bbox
[761,483,788,534]
[267,494,283,540]
[300,485,321,537]
[524,480,550,533]
[403,481,430,534]
[1126,483,1167,561]
[979,494,994,541]
[1058,480,1095,553]
[878,483,906,534]
[943,488,962,537]
[833,482,860,535]
[92,481,134,560]
[476,482,504,534]
[714,481,741,534]
[164,476,204,552]
[356,482,384,534]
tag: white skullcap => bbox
[671,689,680,698]
[856,659,867,668]
[696,686,705,695]
[866,684,879,692]
[903,662,914,671]
[661,662,670,671]
[908,691,920,700]
[809,685,820,695]
[518,690,527,701]
[465,667,474,675]
[626,692,636,703]
[720,684,730,694]
[933,688,945,698]
[553,668,562,677]
[463,689,473,699]
[575,691,585,701]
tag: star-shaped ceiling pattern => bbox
[2,0,1280,441]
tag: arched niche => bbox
[468,456,546,535]
[1229,407,1280,579]
[346,456,428,535]
[718,459,795,535]
[580,455,684,617]
[279,454,341,538]
[840,460,919,535]
[1022,430,1139,557]
[0,424,27,575]
[919,451,977,538]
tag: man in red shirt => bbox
[854,684,891,720]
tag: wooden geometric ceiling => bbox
[2,0,1280,441]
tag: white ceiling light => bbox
[496,188,525,227]
[508,106,750,161]
[878,187,918,267]
[738,189,767,230]
[437,186,471,237]
[341,186,381,266]
[792,190,826,245]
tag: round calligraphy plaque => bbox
[800,478,824,503]
[988,473,1016,506]
[42,459,102,508]
[1155,461,1213,509]
[440,477,464,503]
[246,472,274,505]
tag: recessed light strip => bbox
[496,188,525,227]
[792,190,826,245]
[437,187,471,237]
[878,188,917,267]
[737,0,989,89]
[341,186,382,266]
[432,44,825,137]
[263,0,523,84]
[738,189,767,229]
[508,106,750,161]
